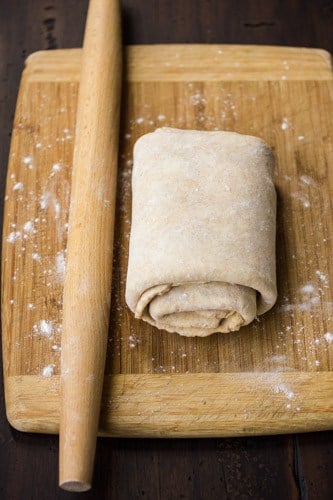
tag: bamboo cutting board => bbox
[2,45,333,437]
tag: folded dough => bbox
[126,128,277,337]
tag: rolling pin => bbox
[59,0,121,492]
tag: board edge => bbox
[5,373,333,437]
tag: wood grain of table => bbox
[0,1,332,499]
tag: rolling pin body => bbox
[59,0,122,492]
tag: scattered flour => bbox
[23,220,34,233]
[55,251,66,280]
[13,182,24,191]
[54,201,61,220]
[190,92,207,106]
[299,175,313,186]
[7,231,21,243]
[33,319,54,338]
[298,135,305,141]
[32,252,41,261]
[291,192,310,208]
[300,284,315,294]
[274,384,295,400]
[40,191,51,210]
[128,333,140,349]
[280,118,290,130]
[52,163,61,172]
[324,332,333,343]
[316,270,329,285]
[23,156,33,164]
[42,364,55,377]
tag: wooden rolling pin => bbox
[59,0,121,492]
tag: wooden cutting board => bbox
[2,45,333,437]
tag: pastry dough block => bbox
[126,128,277,337]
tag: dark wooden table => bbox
[0,1,332,499]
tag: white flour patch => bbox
[310,296,320,305]
[13,182,24,191]
[291,192,310,208]
[40,191,51,210]
[23,220,34,233]
[135,117,145,124]
[280,118,290,130]
[316,270,329,285]
[324,332,333,343]
[32,252,41,261]
[190,92,207,106]
[23,156,33,164]
[299,175,313,186]
[7,231,21,243]
[157,114,166,121]
[274,384,295,400]
[280,279,324,313]
[54,201,61,220]
[55,251,66,281]
[52,163,61,172]
[300,284,315,294]
[128,334,140,349]
[33,319,54,338]
[298,135,305,141]
[42,364,55,377]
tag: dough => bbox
[125,128,277,337]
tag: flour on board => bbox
[55,251,66,281]
[7,231,21,243]
[42,364,55,377]
[33,320,54,338]
[324,332,333,343]
[52,163,61,172]
[23,220,34,233]
[280,118,290,130]
[13,182,24,191]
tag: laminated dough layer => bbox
[126,128,277,337]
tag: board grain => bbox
[2,45,333,436]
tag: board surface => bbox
[2,45,333,436]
